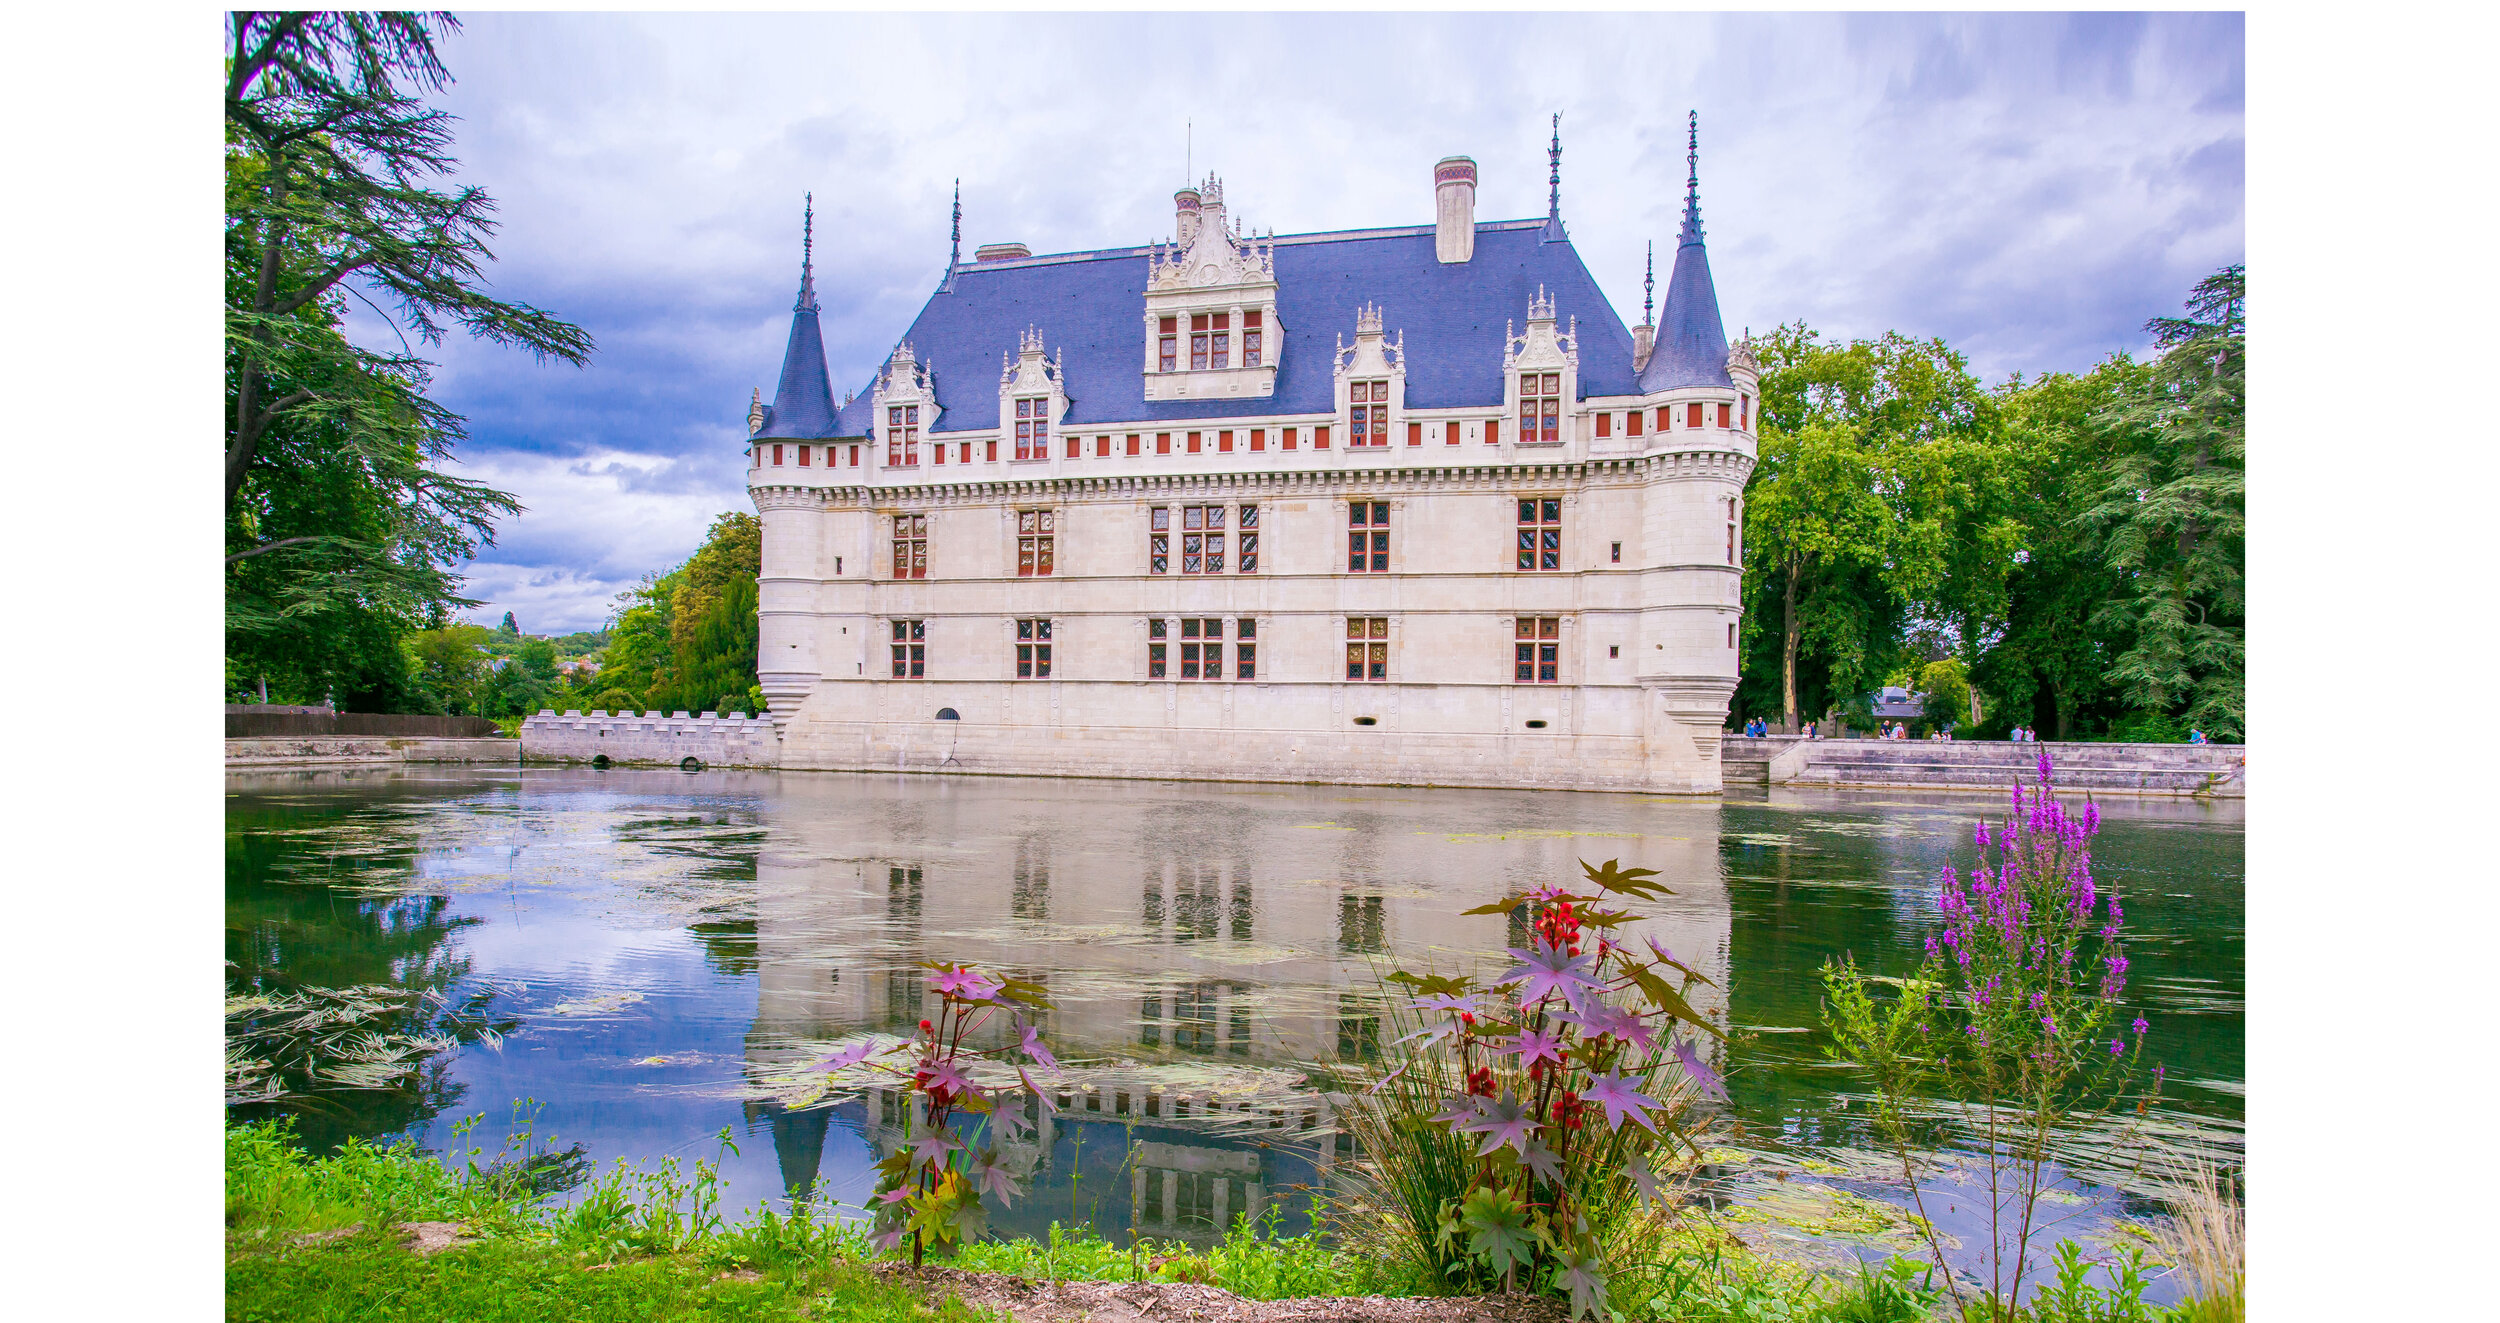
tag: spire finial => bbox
[1643,240,1655,326]
[941,178,961,292]
[1680,110,1705,247]
[795,192,818,311]
[1548,111,1563,220]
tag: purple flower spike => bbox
[2132,1017,2149,1036]
[2037,749,2054,784]
[2110,1039,2124,1056]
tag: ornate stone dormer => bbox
[1332,302,1407,451]
[998,326,1067,460]
[747,388,765,437]
[870,341,936,468]
[1143,173,1281,402]
[1503,286,1580,447]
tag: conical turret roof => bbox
[1638,113,1733,393]
[755,195,840,439]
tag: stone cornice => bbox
[747,447,1753,509]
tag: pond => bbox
[226,765,2241,1286]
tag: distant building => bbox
[1871,686,1925,722]
[743,118,1756,793]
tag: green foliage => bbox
[225,14,591,712]
[1916,658,1974,732]
[2078,267,2246,741]
[596,512,764,715]
[952,1213,1391,1299]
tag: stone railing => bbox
[520,710,782,769]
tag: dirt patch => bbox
[398,1222,474,1256]
[879,1266,1567,1323]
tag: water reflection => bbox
[223,767,2240,1260]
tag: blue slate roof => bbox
[755,238,842,440]
[1637,213,1731,393]
[823,219,1663,439]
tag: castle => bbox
[743,117,1756,793]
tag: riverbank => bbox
[224,736,518,768]
[226,1119,2215,1323]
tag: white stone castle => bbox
[743,117,1755,793]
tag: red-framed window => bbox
[1014,397,1049,460]
[1627,410,1644,437]
[1095,435,1110,457]
[1243,311,1263,368]
[933,441,945,465]
[1346,618,1387,681]
[1238,504,1259,572]
[1159,316,1178,372]
[1314,424,1331,449]
[1656,407,1670,432]
[1517,497,1562,571]
[772,444,784,466]
[1147,618,1167,677]
[890,620,925,678]
[1282,427,1297,451]
[1446,420,1461,446]
[1595,413,1612,438]
[1219,430,1234,452]
[1514,617,1560,683]
[1250,428,1266,452]
[1148,506,1169,574]
[1235,617,1257,679]
[892,513,927,579]
[1157,433,1172,454]
[797,445,811,466]
[1520,372,1561,443]
[1726,496,1739,566]
[1687,402,1705,428]
[1486,419,1500,445]
[1126,434,1141,456]
[1718,402,1732,429]
[1740,394,1751,430]
[1017,509,1055,577]
[886,405,919,466]
[848,444,861,466]
[1407,421,1422,446]
[1014,619,1051,678]
[1348,501,1389,573]
[1188,431,1202,453]
[1349,380,1390,447]
[1179,617,1221,679]
[1180,504,1225,573]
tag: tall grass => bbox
[2150,1162,2243,1323]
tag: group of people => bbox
[1877,721,1947,741]
[2008,725,2037,742]
[1738,718,1820,739]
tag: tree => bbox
[499,610,519,635]
[405,622,490,715]
[225,12,591,707]
[2079,266,2246,740]
[1738,326,1992,729]
[1914,657,1973,733]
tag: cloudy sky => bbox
[387,11,2244,634]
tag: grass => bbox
[2148,1161,2243,1323]
[952,1212,1403,1299]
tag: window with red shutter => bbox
[1595,413,1611,438]
[1628,411,1643,437]
[1688,402,1704,428]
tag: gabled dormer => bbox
[1141,174,1281,403]
[997,327,1066,462]
[870,342,935,469]
[1504,286,1579,447]
[1332,303,1406,450]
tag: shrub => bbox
[1331,860,1727,1319]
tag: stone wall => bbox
[1719,735,2246,798]
[225,736,518,767]
[520,710,783,768]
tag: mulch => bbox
[877,1266,1569,1323]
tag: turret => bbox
[1638,112,1733,393]
[754,194,840,440]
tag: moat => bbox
[227,765,2242,1281]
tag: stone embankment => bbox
[1719,735,2245,797]
[519,710,781,769]
[225,736,519,768]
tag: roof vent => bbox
[974,243,1031,263]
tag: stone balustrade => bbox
[520,710,783,769]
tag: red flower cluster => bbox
[1466,1065,1498,1097]
[1556,1089,1586,1130]
[1536,898,1584,958]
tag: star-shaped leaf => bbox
[1430,1094,1487,1129]
[1580,1070,1664,1132]
[1551,1242,1613,1321]
[929,964,1003,1002]
[1495,1025,1565,1067]
[1555,1001,1654,1051]
[1582,858,1673,901]
[1672,1037,1727,1101]
[1454,1089,1540,1156]
[1498,938,1604,1011]
[1623,1155,1670,1208]
[967,1147,1022,1208]
[1411,992,1482,1017]
[1645,935,1719,989]
[1454,1185,1544,1282]
[1516,1134,1564,1184]
[811,1039,885,1073]
[908,1127,963,1168]
[1015,1018,1059,1072]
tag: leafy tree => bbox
[2079,266,2246,740]
[498,610,519,635]
[405,622,490,715]
[594,513,763,713]
[1914,657,1973,733]
[1738,326,1991,729]
[225,12,591,708]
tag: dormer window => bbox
[1191,313,1232,370]
[886,405,920,466]
[1243,311,1263,367]
[1159,317,1177,372]
[1350,380,1390,447]
[1014,397,1049,460]
[1521,373,1561,444]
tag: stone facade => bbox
[742,132,1757,794]
[519,710,780,768]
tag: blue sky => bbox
[384,11,2244,634]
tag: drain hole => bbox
[680,756,703,771]
[590,754,611,769]
[1525,720,1548,729]
[936,707,960,721]
[1352,716,1378,727]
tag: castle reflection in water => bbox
[725,772,1733,1244]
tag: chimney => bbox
[1434,157,1477,263]
[973,242,1031,262]
[1632,324,1656,373]
[1174,186,1203,247]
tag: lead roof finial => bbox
[1548,111,1563,220]
[1680,110,1704,246]
[1643,240,1655,326]
[794,192,818,312]
[942,178,962,292]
